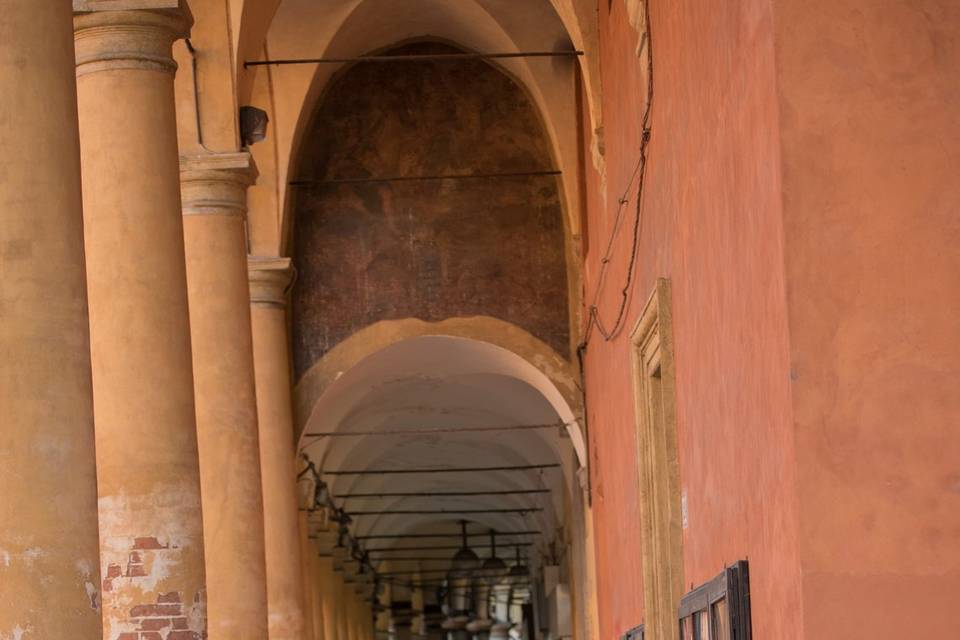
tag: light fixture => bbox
[480,529,507,586]
[239,105,269,147]
[449,520,480,575]
[506,545,528,584]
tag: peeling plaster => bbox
[85,582,100,611]
[0,548,45,568]
[0,625,29,640]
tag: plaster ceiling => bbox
[300,335,576,570]
[241,0,591,255]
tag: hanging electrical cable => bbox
[579,0,655,349]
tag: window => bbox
[678,561,752,640]
[622,623,645,640]
[630,279,684,640]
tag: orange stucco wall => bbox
[775,0,960,636]
[583,1,959,639]
[582,1,802,637]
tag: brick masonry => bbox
[103,537,206,640]
[291,42,571,379]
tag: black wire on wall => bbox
[579,0,655,349]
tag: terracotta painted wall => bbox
[586,0,959,638]
[775,1,960,636]
[290,43,569,379]
[582,1,803,638]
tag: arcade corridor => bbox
[1,1,958,640]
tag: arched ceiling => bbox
[238,0,601,257]
[228,0,599,588]
[233,0,601,128]
[299,336,578,568]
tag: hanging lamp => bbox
[449,520,480,575]
[480,529,508,585]
[506,545,528,583]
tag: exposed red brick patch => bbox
[133,536,167,550]
[105,539,206,639]
[103,562,124,592]
[126,550,146,577]
[139,618,171,631]
[129,603,181,618]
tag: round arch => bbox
[294,318,586,468]
[233,0,602,133]
[238,0,600,265]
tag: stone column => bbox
[298,513,316,639]
[74,3,208,639]
[309,552,326,640]
[182,152,269,640]
[319,558,339,640]
[359,579,376,640]
[249,256,308,639]
[315,526,340,640]
[332,547,351,640]
[0,3,101,637]
[342,560,360,640]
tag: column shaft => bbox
[182,152,269,639]
[74,5,207,638]
[0,2,101,637]
[319,556,338,640]
[334,571,349,640]
[313,526,340,640]
[309,552,326,640]
[249,257,308,639]
[298,513,316,639]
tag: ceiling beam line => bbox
[302,421,568,438]
[370,547,502,564]
[379,568,528,577]
[355,531,540,541]
[383,580,532,589]
[244,50,584,68]
[324,463,560,476]
[363,543,534,553]
[291,170,562,187]
[346,508,543,516]
[337,489,552,499]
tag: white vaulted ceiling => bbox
[299,335,579,570]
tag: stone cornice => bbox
[248,256,294,308]
[331,545,349,572]
[180,152,257,218]
[312,524,339,554]
[74,2,192,77]
[342,559,360,583]
[74,0,179,10]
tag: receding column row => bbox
[308,524,375,640]
[2,3,322,640]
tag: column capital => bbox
[342,559,360,584]
[312,524,339,555]
[74,1,192,76]
[356,572,373,596]
[248,256,295,308]
[332,545,349,572]
[180,152,257,218]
